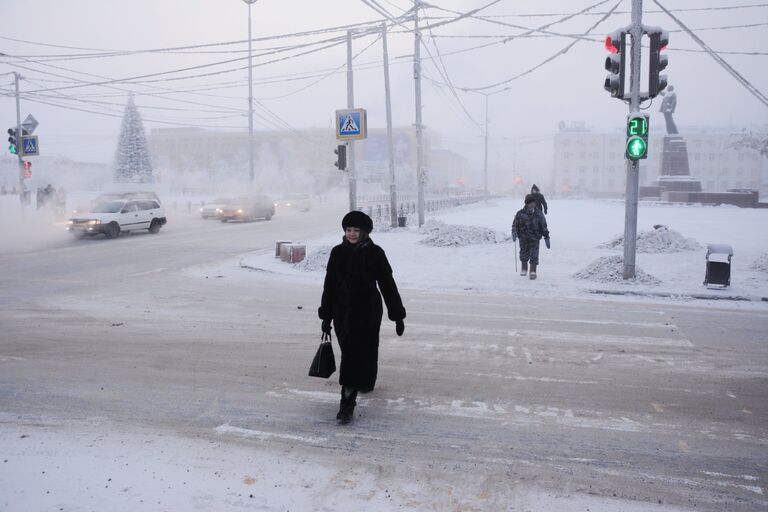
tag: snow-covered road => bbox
[1,199,766,511]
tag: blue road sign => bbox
[21,135,39,156]
[336,108,367,140]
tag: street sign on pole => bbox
[21,135,39,156]
[21,114,38,134]
[335,108,367,140]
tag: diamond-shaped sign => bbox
[22,114,38,134]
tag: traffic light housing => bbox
[648,29,669,98]
[7,128,18,155]
[334,144,347,171]
[626,113,649,160]
[604,30,626,99]
[23,160,32,178]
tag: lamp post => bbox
[243,0,257,183]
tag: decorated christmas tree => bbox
[113,96,154,183]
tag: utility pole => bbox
[243,0,257,183]
[382,23,397,227]
[14,72,25,204]
[483,94,489,195]
[413,0,425,226]
[346,30,357,211]
[623,0,643,279]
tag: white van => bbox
[67,199,167,239]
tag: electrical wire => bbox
[424,2,768,19]
[652,0,768,108]
[421,5,482,130]
[259,32,383,101]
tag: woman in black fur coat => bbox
[318,211,406,424]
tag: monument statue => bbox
[653,84,701,195]
[659,85,678,135]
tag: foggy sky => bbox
[1,0,766,172]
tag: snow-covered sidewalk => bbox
[240,198,768,306]
[0,419,693,512]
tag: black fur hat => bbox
[531,184,539,192]
[524,194,536,205]
[342,210,373,233]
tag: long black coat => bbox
[318,237,405,392]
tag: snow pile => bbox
[750,253,768,272]
[598,225,702,253]
[294,246,332,272]
[574,256,662,285]
[418,220,505,247]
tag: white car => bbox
[67,199,167,239]
[200,198,230,219]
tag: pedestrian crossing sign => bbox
[335,108,367,140]
[21,135,39,156]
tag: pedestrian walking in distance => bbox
[530,184,548,215]
[512,195,551,280]
[319,211,406,424]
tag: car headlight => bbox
[215,208,222,213]
[286,202,292,207]
[87,219,101,225]
[237,209,243,214]
[67,220,74,225]
[200,208,204,212]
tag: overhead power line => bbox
[425,2,768,19]
[652,0,768,108]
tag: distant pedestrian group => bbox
[512,185,550,280]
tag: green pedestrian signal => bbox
[626,114,649,160]
[626,136,647,159]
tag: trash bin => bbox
[275,240,292,258]
[280,243,293,262]
[397,216,407,228]
[704,243,733,287]
[289,244,306,263]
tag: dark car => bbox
[219,195,275,222]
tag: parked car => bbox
[200,197,231,219]
[67,199,167,239]
[274,193,312,212]
[219,195,275,222]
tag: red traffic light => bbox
[605,35,618,53]
[24,161,31,170]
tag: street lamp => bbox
[243,0,258,183]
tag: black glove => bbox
[321,319,332,336]
[511,230,517,242]
[395,320,405,336]
[545,238,551,249]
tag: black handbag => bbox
[308,332,336,378]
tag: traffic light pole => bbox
[623,0,643,279]
[381,23,397,228]
[14,72,25,204]
[346,30,357,211]
[413,0,425,227]
[244,0,257,184]
[483,94,489,196]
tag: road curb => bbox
[587,288,766,303]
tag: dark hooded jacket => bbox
[319,237,405,391]
[513,206,549,241]
[530,185,548,214]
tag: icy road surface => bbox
[0,201,766,511]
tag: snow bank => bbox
[418,220,506,247]
[574,256,662,286]
[598,225,702,253]
[294,245,332,272]
[750,253,768,273]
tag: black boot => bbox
[529,263,537,280]
[337,387,358,424]
[520,261,528,277]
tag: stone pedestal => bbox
[656,135,701,193]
